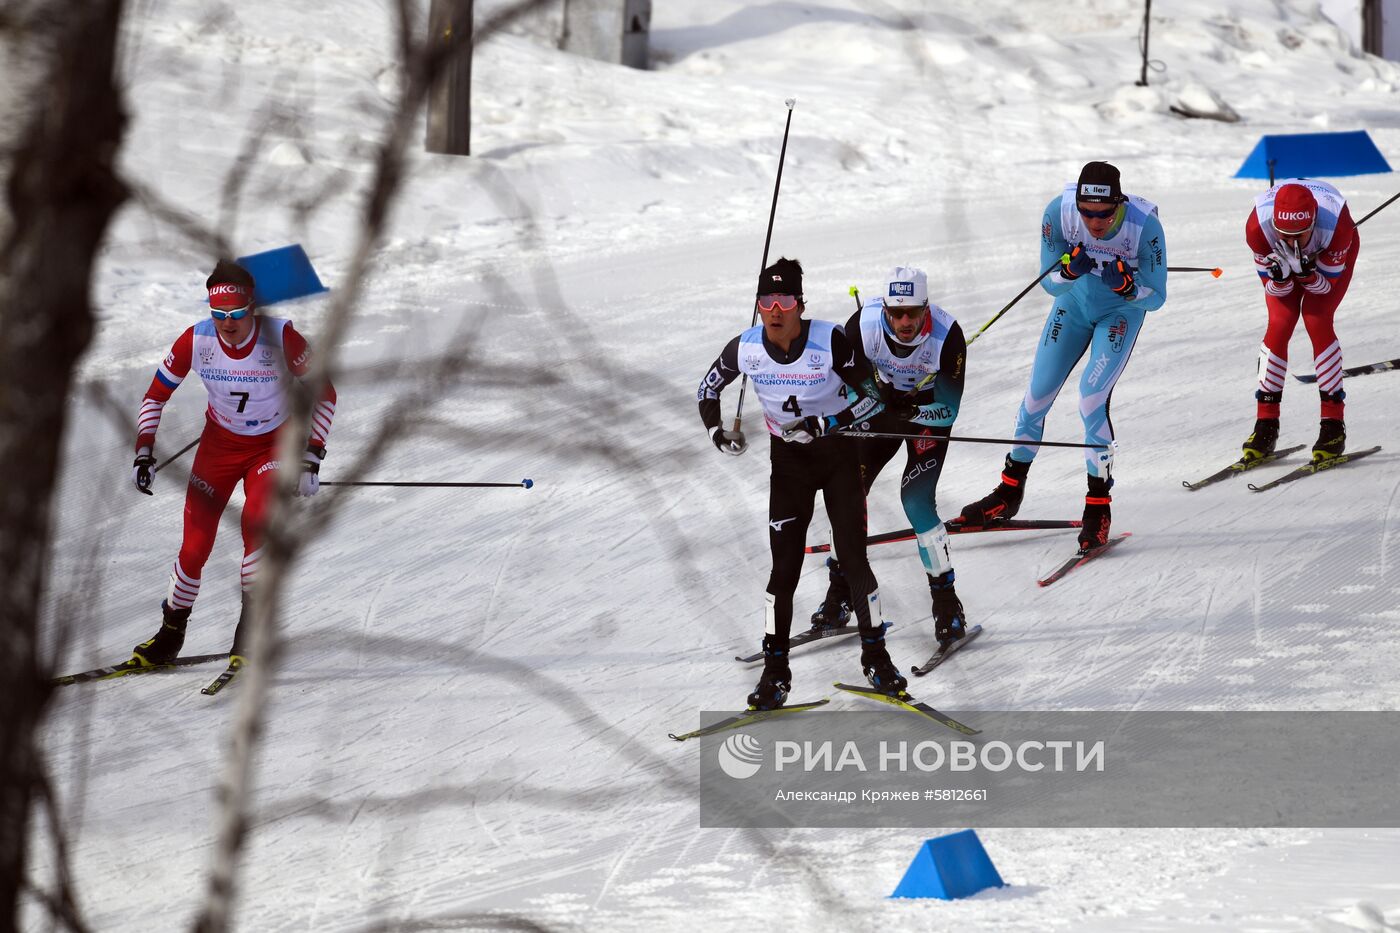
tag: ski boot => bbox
[1240,417,1280,463]
[229,594,252,663]
[747,637,792,711]
[860,631,907,696]
[132,600,191,666]
[929,569,967,647]
[1078,475,1113,550]
[958,455,1030,526]
[1312,418,1345,463]
[810,557,851,630]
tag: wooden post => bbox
[427,0,473,155]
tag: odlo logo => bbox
[717,733,763,779]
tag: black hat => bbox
[758,257,803,299]
[1076,161,1124,204]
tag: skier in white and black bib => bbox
[697,257,906,710]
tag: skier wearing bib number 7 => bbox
[127,260,337,667]
[958,161,1167,549]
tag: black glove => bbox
[780,415,828,444]
[1299,253,1317,279]
[1265,252,1289,283]
[883,390,919,422]
[1061,242,1095,280]
[1101,258,1137,298]
[710,426,747,456]
[132,450,156,496]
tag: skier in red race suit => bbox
[129,260,337,666]
[1241,179,1359,463]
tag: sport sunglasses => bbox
[1078,204,1119,220]
[756,295,799,312]
[210,305,251,321]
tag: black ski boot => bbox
[747,638,791,711]
[860,632,907,696]
[133,600,191,666]
[229,593,254,661]
[810,557,852,629]
[929,569,967,647]
[1078,475,1113,550]
[958,455,1030,526]
[1312,417,1346,463]
[1240,417,1280,463]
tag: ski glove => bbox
[132,448,156,496]
[710,426,747,456]
[1265,253,1290,283]
[1061,242,1095,280]
[1101,258,1137,299]
[780,415,830,444]
[1297,252,1319,283]
[296,444,324,497]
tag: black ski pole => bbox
[1168,266,1223,276]
[732,98,796,434]
[848,285,862,312]
[153,438,200,473]
[835,430,1107,450]
[1357,189,1400,227]
[321,479,534,489]
[966,257,1062,346]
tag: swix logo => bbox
[188,473,216,497]
[1277,210,1312,222]
[1087,353,1110,385]
[1108,318,1127,353]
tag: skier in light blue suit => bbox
[959,161,1166,550]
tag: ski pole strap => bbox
[321,480,534,489]
[835,430,1108,450]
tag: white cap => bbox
[883,266,928,307]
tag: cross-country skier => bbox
[1241,179,1358,463]
[810,266,970,653]
[697,257,906,709]
[129,260,336,666]
[959,161,1167,549]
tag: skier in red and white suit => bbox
[1241,179,1359,463]
[129,260,336,665]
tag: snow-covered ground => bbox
[29,0,1400,930]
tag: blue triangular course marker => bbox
[1235,130,1392,180]
[889,829,1005,900]
[234,244,329,306]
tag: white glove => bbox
[710,426,747,456]
[1274,239,1303,275]
[295,445,324,497]
[780,416,826,444]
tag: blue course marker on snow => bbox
[1235,130,1392,179]
[235,244,329,306]
[890,829,1005,900]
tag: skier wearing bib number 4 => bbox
[810,267,970,654]
[128,260,337,668]
[697,257,906,710]
[958,161,1167,550]
[1241,179,1359,464]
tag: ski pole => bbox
[321,479,534,489]
[848,285,862,312]
[1168,266,1223,277]
[966,257,1062,346]
[153,438,200,473]
[732,98,796,434]
[835,430,1107,450]
[1356,189,1400,227]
